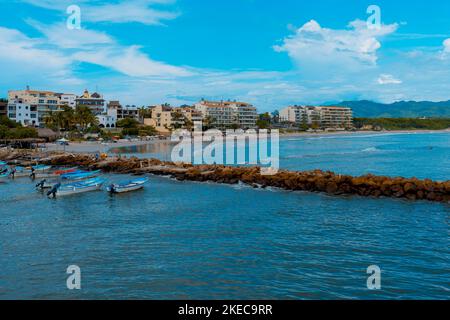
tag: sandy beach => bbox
[40,129,450,154]
[44,139,168,154]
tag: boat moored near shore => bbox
[47,177,106,198]
[107,177,149,194]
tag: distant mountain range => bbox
[330,100,450,118]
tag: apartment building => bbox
[174,106,203,123]
[279,105,352,129]
[279,105,305,123]
[7,88,62,126]
[317,106,353,129]
[58,93,77,109]
[143,105,175,134]
[114,102,140,121]
[194,99,258,129]
[75,89,105,115]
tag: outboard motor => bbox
[107,184,116,193]
[10,168,16,179]
[47,183,61,198]
[36,179,47,189]
[30,167,36,180]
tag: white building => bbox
[59,93,77,109]
[279,105,305,123]
[279,105,352,129]
[7,88,68,127]
[97,102,118,128]
[7,100,38,126]
[194,99,258,129]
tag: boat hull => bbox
[107,184,145,193]
[54,183,103,197]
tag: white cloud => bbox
[0,27,73,81]
[72,46,192,77]
[22,0,179,25]
[274,19,398,73]
[26,19,114,48]
[443,38,450,53]
[377,74,402,85]
[24,19,193,78]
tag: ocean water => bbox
[0,132,449,299]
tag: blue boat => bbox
[32,164,52,172]
[107,177,149,193]
[61,170,102,181]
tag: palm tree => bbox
[138,106,149,124]
[74,106,98,131]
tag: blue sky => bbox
[1,0,450,112]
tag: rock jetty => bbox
[19,153,447,203]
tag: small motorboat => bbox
[8,166,32,178]
[107,177,149,194]
[47,177,106,198]
[61,170,102,181]
[32,164,52,172]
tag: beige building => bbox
[318,106,353,129]
[8,88,64,126]
[143,105,176,134]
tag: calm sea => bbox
[1,132,449,299]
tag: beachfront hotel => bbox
[194,99,258,130]
[7,88,64,126]
[5,87,123,129]
[280,105,353,129]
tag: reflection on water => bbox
[109,132,450,180]
[109,142,174,161]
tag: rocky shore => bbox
[2,151,446,203]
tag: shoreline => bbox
[38,129,450,154]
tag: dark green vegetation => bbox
[354,118,450,130]
[116,118,157,136]
[0,116,37,139]
[333,100,450,118]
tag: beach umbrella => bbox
[57,138,70,152]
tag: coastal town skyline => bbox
[2,0,450,112]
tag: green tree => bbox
[170,111,185,130]
[74,106,98,131]
[139,125,157,136]
[117,118,139,129]
[203,116,216,130]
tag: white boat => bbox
[48,178,106,198]
[107,177,149,194]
